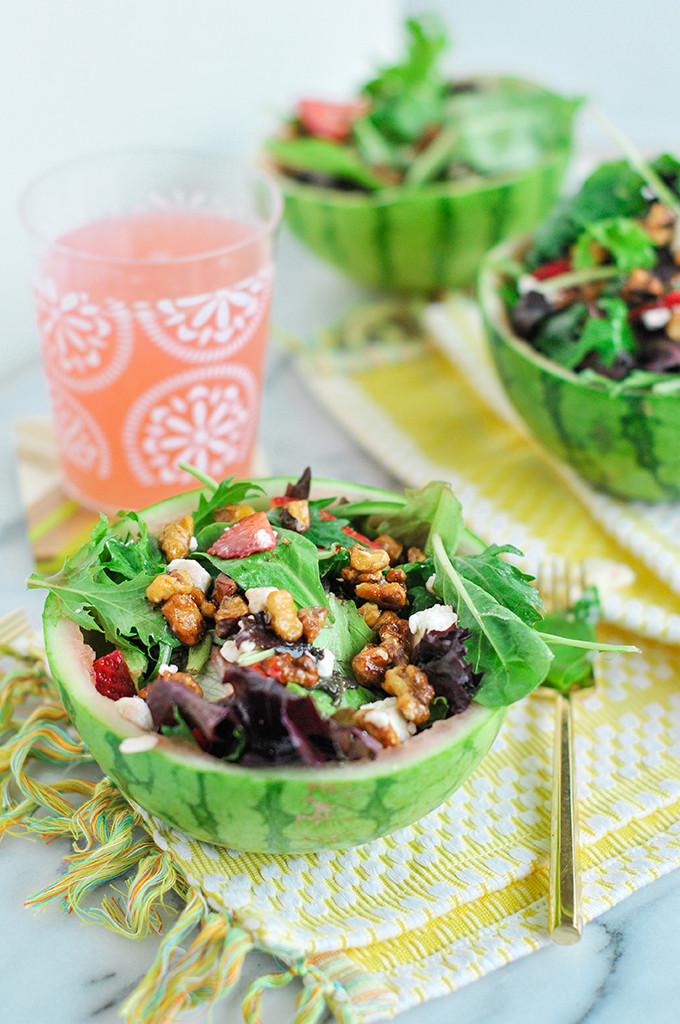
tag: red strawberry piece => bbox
[296,98,366,142]
[207,511,277,559]
[92,649,136,700]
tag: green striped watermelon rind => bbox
[43,477,506,853]
[479,240,680,502]
[265,78,576,293]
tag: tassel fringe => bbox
[1,638,397,1024]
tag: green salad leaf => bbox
[531,296,636,370]
[315,593,375,677]
[371,481,464,556]
[191,474,264,534]
[572,217,656,272]
[541,586,600,694]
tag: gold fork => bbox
[534,559,596,945]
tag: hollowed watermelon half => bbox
[43,477,506,853]
[479,242,680,502]
[265,78,576,294]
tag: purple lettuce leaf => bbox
[412,624,483,716]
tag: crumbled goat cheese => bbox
[159,663,178,675]
[219,638,257,663]
[408,605,457,646]
[189,536,198,552]
[641,306,671,331]
[166,558,211,593]
[254,529,273,547]
[362,697,416,740]
[316,648,335,677]
[116,696,154,731]
[119,735,159,754]
[246,586,277,614]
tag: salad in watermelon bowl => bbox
[480,144,680,501]
[262,14,579,294]
[28,468,626,852]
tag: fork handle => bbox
[549,691,583,944]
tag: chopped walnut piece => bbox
[353,697,415,747]
[297,605,328,643]
[667,311,680,342]
[349,544,390,574]
[264,651,319,688]
[158,515,194,562]
[211,572,238,605]
[341,565,384,586]
[279,499,311,533]
[351,643,395,686]
[642,202,676,246]
[375,611,412,655]
[145,569,195,604]
[355,580,408,610]
[161,593,206,646]
[214,595,249,638]
[266,589,304,642]
[357,602,381,629]
[373,534,403,564]
[407,546,426,563]
[161,669,203,697]
[382,664,434,725]
[212,504,256,523]
[622,267,664,301]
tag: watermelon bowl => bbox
[263,77,577,295]
[479,240,680,502]
[41,477,507,854]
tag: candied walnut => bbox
[357,602,381,629]
[407,546,426,563]
[264,651,319,688]
[298,605,328,643]
[341,566,383,586]
[349,544,390,574]
[622,267,664,302]
[267,589,304,642]
[642,202,676,246]
[351,643,394,686]
[382,664,434,725]
[212,503,255,523]
[374,534,403,564]
[667,311,680,342]
[211,572,237,605]
[279,499,311,533]
[160,669,203,697]
[158,515,194,562]
[145,569,194,605]
[161,594,206,646]
[214,594,249,638]
[355,580,408,610]
[386,567,407,584]
[375,612,412,655]
[352,698,414,747]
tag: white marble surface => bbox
[1,234,679,1023]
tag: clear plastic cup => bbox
[21,150,282,513]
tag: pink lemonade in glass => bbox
[23,152,282,513]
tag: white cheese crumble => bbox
[408,605,457,646]
[116,696,154,730]
[119,735,159,754]
[316,648,335,677]
[159,663,178,675]
[189,536,198,552]
[254,528,273,548]
[219,638,257,663]
[641,306,671,331]
[362,697,416,740]
[246,586,277,614]
[166,558,211,593]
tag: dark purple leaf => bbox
[640,336,680,372]
[285,467,312,500]
[412,625,483,716]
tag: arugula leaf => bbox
[572,217,656,272]
[452,544,543,626]
[192,475,264,534]
[530,296,635,371]
[431,534,553,705]
[372,481,463,557]
[526,159,649,267]
[577,297,637,368]
[195,527,328,609]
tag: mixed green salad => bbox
[506,147,680,390]
[28,470,624,767]
[265,15,579,192]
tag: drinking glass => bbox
[21,150,282,513]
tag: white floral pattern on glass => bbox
[34,279,134,393]
[49,386,111,478]
[134,265,273,363]
[122,365,257,486]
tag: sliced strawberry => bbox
[532,258,572,281]
[296,98,366,142]
[207,511,277,559]
[92,649,136,701]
